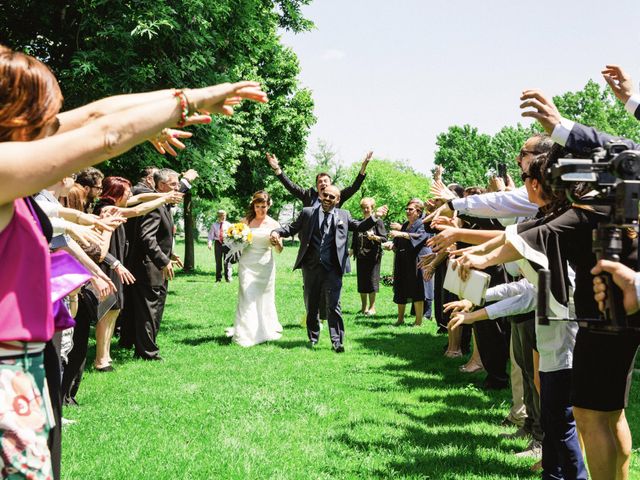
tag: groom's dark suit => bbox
[274,206,376,347]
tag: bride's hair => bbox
[245,190,272,222]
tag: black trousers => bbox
[44,337,61,480]
[474,317,510,386]
[214,241,231,281]
[61,289,95,403]
[119,284,135,349]
[131,281,167,359]
[302,251,344,345]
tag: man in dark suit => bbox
[271,186,387,352]
[120,166,196,348]
[126,168,181,360]
[266,151,372,207]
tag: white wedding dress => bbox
[227,226,283,346]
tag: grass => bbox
[62,240,640,479]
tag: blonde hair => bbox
[360,197,375,208]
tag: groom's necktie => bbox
[319,211,333,270]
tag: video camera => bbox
[537,141,640,332]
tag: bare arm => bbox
[0,81,267,207]
[56,89,175,133]
[126,192,165,206]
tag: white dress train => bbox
[227,227,282,346]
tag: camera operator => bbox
[453,144,640,480]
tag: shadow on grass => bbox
[179,334,232,346]
[335,329,530,478]
[272,339,310,349]
[331,416,533,479]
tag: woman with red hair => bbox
[0,44,266,479]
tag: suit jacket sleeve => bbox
[347,213,375,232]
[566,122,640,156]
[339,173,366,205]
[274,210,306,238]
[276,171,311,204]
[139,209,171,270]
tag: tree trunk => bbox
[183,190,195,272]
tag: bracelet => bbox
[173,90,190,127]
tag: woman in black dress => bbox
[93,177,180,371]
[351,197,387,315]
[388,199,433,326]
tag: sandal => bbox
[459,363,484,373]
[444,350,463,358]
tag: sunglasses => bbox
[518,148,540,159]
[323,193,337,200]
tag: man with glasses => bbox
[436,134,554,220]
[270,186,387,353]
[74,167,104,213]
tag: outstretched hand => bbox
[520,89,562,134]
[375,205,388,218]
[197,81,268,117]
[430,179,456,201]
[150,128,193,156]
[360,151,374,174]
[266,153,281,174]
[602,65,635,105]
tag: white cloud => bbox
[321,49,346,61]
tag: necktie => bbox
[219,222,224,242]
[319,211,332,269]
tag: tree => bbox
[553,79,640,142]
[341,158,430,223]
[2,0,316,270]
[433,125,493,187]
[432,80,640,190]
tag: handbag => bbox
[26,199,92,330]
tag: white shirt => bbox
[484,277,578,372]
[484,278,537,319]
[451,187,538,219]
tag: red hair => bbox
[100,176,132,205]
[0,45,63,142]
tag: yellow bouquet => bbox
[223,222,252,263]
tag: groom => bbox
[271,186,387,352]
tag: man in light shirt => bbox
[208,210,232,283]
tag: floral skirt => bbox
[0,351,54,479]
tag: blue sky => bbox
[280,0,640,174]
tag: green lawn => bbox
[62,241,640,479]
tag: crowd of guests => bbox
[0,44,268,479]
[259,65,640,480]
[4,35,640,480]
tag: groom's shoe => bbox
[332,343,345,354]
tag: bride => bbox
[226,190,284,346]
